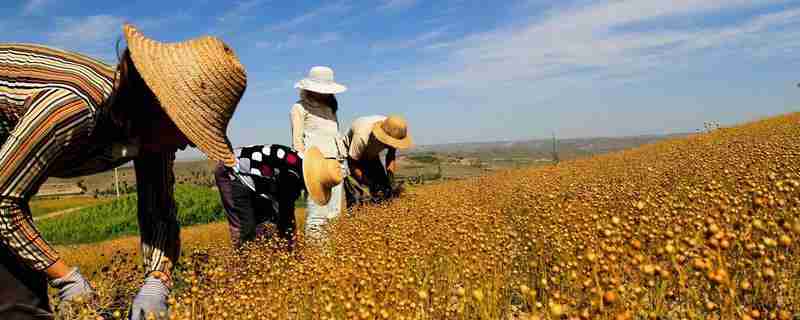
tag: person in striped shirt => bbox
[0,24,246,320]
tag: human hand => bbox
[49,267,94,303]
[129,275,170,320]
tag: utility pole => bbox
[552,132,560,165]
[114,168,120,198]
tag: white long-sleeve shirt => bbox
[347,115,388,161]
[290,103,345,159]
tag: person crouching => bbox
[344,115,412,207]
[214,145,342,248]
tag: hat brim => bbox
[302,147,332,206]
[372,121,413,150]
[123,24,246,167]
[294,79,347,94]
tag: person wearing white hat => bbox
[213,145,343,248]
[290,66,348,240]
[344,115,413,207]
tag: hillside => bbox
[410,134,686,160]
[37,134,680,198]
[57,114,799,319]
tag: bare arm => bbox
[290,104,306,152]
[345,158,368,188]
[385,148,397,175]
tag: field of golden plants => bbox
[57,113,800,319]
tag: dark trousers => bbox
[0,245,52,319]
[345,158,393,207]
[214,163,297,248]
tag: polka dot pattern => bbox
[233,144,304,197]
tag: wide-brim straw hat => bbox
[294,66,347,94]
[372,115,413,149]
[303,147,343,206]
[123,24,246,167]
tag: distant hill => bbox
[408,133,688,161]
[37,133,687,196]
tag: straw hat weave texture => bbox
[372,115,413,149]
[123,24,246,166]
[303,147,343,206]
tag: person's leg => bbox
[364,159,391,201]
[252,192,277,240]
[304,194,326,240]
[327,182,343,218]
[229,177,258,246]
[276,179,300,244]
[277,199,296,244]
[0,244,52,319]
[304,159,346,240]
[213,163,242,247]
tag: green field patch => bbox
[30,196,110,217]
[407,154,440,164]
[39,185,224,245]
[39,184,309,245]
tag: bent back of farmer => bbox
[0,44,117,319]
[0,24,246,320]
[214,144,344,248]
[344,114,412,207]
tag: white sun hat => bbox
[294,66,347,94]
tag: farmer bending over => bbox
[0,24,246,320]
[214,145,343,248]
[344,115,412,207]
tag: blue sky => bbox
[3,0,800,158]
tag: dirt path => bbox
[33,206,91,221]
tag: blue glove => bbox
[49,267,94,302]
[129,275,170,320]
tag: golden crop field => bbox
[57,113,800,319]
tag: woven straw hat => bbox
[372,115,413,149]
[123,24,246,167]
[294,66,347,94]
[303,147,344,206]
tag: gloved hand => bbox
[129,275,170,320]
[49,267,94,303]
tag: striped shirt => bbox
[0,44,178,276]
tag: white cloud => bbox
[255,34,304,50]
[218,0,266,24]
[378,0,419,12]
[256,32,342,50]
[312,32,342,45]
[371,28,447,52]
[23,0,50,15]
[47,15,125,60]
[416,1,800,90]
[133,12,192,32]
[49,15,124,45]
[264,2,350,32]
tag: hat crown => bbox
[122,23,246,167]
[308,66,335,83]
[382,116,409,140]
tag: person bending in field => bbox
[214,145,343,248]
[344,115,412,207]
[0,25,246,320]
